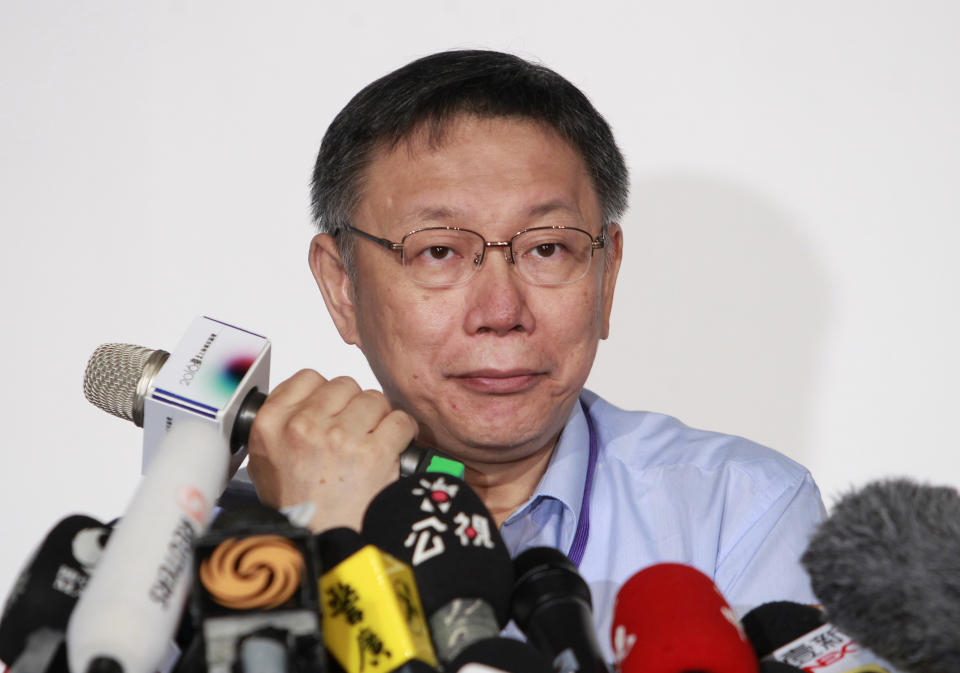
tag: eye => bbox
[523,239,570,260]
[533,243,561,258]
[427,246,454,260]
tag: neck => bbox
[462,437,557,527]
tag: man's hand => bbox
[246,369,419,532]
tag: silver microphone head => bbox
[83,344,170,427]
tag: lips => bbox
[450,368,545,394]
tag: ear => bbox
[308,233,362,347]
[599,222,623,340]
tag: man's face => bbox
[311,115,621,466]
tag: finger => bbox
[297,375,364,418]
[333,389,394,435]
[371,408,420,456]
[250,370,328,449]
[261,369,329,412]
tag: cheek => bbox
[550,285,605,343]
[357,285,460,363]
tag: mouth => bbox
[450,369,546,394]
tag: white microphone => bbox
[69,316,269,673]
[82,315,446,505]
[82,315,272,480]
[66,419,227,673]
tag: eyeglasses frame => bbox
[343,224,606,287]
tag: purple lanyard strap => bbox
[567,398,599,568]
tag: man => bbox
[247,50,825,656]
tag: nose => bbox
[463,248,536,336]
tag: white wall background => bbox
[2,1,958,601]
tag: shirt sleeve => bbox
[714,470,827,614]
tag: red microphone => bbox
[611,563,758,673]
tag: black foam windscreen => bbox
[740,602,826,658]
[0,515,111,666]
[316,527,365,571]
[362,474,513,626]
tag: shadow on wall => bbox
[590,174,834,467]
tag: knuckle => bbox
[325,424,348,449]
[284,412,318,446]
[287,368,325,389]
[396,409,418,428]
[329,375,362,394]
[358,388,388,406]
[248,412,279,455]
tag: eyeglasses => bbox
[345,224,605,287]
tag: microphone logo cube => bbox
[192,522,321,673]
[320,545,437,672]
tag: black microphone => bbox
[510,546,609,673]
[447,637,554,673]
[757,663,805,673]
[740,602,826,659]
[0,515,111,673]
[801,478,960,673]
[361,474,513,667]
[742,600,907,672]
[190,502,324,673]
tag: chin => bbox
[438,408,566,458]
[401,381,579,452]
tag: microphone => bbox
[757,663,805,673]
[447,638,554,673]
[66,419,226,673]
[801,478,960,673]
[611,563,758,673]
[740,601,901,672]
[0,516,111,673]
[83,316,271,479]
[83,316,460,505]
[510,546,608,673]
[190,502,324,673]
[316,527,436,673]
[361,474,513,667]
[740,601,826,659]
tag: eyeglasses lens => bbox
[401,227,595,287]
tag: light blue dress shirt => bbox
[500,389,827,661]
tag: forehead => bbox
[354,115,602,232]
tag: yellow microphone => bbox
[317,528,437,673]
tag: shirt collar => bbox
[505,394,590,525]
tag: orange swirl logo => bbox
[199,535,303,610]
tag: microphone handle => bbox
[522,600,609,673]
[229,389,450,476]
[428,599,501,666]
[67,420,227,673]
